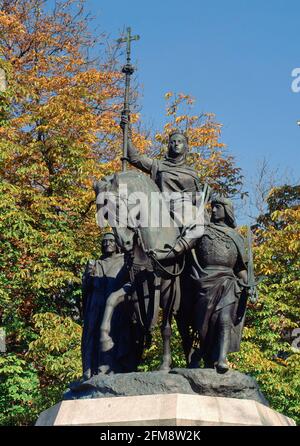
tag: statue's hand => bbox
[249,287,259,304]
[147,246,178,261]
[120,112,131,129]
[237,279,248,288]
[146,249,157,258]
[120,113,132,141]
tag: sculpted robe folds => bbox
[81,254,141,375]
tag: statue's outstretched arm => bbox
[149,234,199,261]
[121,114,153,173]
[126,137,153,173]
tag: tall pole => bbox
[117,27,140,172]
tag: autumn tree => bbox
[0,0,140,424]
[0,0,247,426]
[0,0,126,334]
[0,3,243,354]
[228,185,300,424]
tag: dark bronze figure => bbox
[80,27,257,377]
[94,171,184,372]
[81,233,142,378]
[121,116,208,228]
[162,197,249,373]
[191,198,248,372]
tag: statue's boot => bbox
[98,364,112,375]
[98,352,114,375]
[216,326,230,373]
[82,368,91,381]
[216,359,229,373]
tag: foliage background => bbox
[0,0,299,426]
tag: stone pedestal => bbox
[63,368,270,404]
[35,369,296,426]
[36,393,295,426]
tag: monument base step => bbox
[35,393,295,426]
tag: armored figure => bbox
[194,198,247,372]
[154,196,249,372]
[187,197,248,372]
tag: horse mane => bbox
[112,170,161,194]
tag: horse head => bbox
[94,171,181,267]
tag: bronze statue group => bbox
[81,121,253,380]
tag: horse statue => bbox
[94,170,188,372]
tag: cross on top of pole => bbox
[117,27,140,64]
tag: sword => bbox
[246,225,259,304]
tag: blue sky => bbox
[85,1,299,217]
[86,1,299,177]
